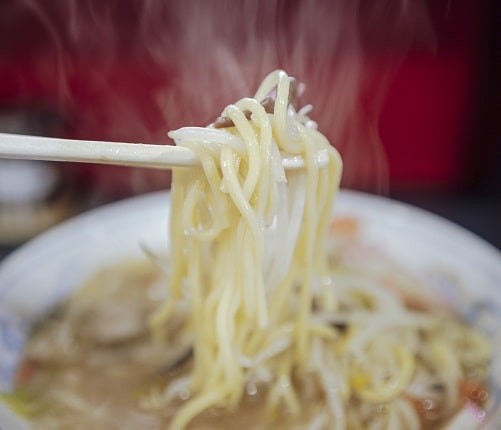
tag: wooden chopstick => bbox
[0,133,329,170]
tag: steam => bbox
[7,0,434,196]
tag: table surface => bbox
[391,191,501,252]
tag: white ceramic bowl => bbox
[1,190,500,429]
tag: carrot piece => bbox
[459,380,489,407]
[330,216,359,236]
[15,360,38,387]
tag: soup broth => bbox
[9,230,491,429]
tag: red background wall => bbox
[0,0,496,199]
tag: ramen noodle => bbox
[7,71,491,429]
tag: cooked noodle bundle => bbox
[149,70,343,428]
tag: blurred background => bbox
[0,0,499,255]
